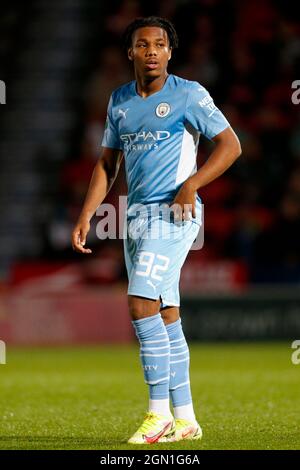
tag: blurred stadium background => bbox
[0,0,300,346]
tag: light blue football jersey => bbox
[101,73,230,211]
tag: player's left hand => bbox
[170,180,196,221]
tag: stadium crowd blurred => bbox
[6,0,300,286]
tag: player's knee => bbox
[128,295,161,320]
[160,306,180,325]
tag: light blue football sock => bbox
[166,318,193,407]
[132,312,170,401]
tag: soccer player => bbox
[72,16,241,444]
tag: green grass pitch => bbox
[0,342,299,450]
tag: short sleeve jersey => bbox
[101,74,230,209]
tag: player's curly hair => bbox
[122,16,179,51]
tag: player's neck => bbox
[135,72,169,98]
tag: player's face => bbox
[128,27,172,78]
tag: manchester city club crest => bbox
[155,102,171,118]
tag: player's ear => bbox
[168,48,172,61]
[128,47,133,61]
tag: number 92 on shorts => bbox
[123,213,200,308]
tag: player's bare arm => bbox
[71,147,123,254]
[172,127,241,220]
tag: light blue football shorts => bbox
[123,201,201,308]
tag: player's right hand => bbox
[71,219,92,254]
